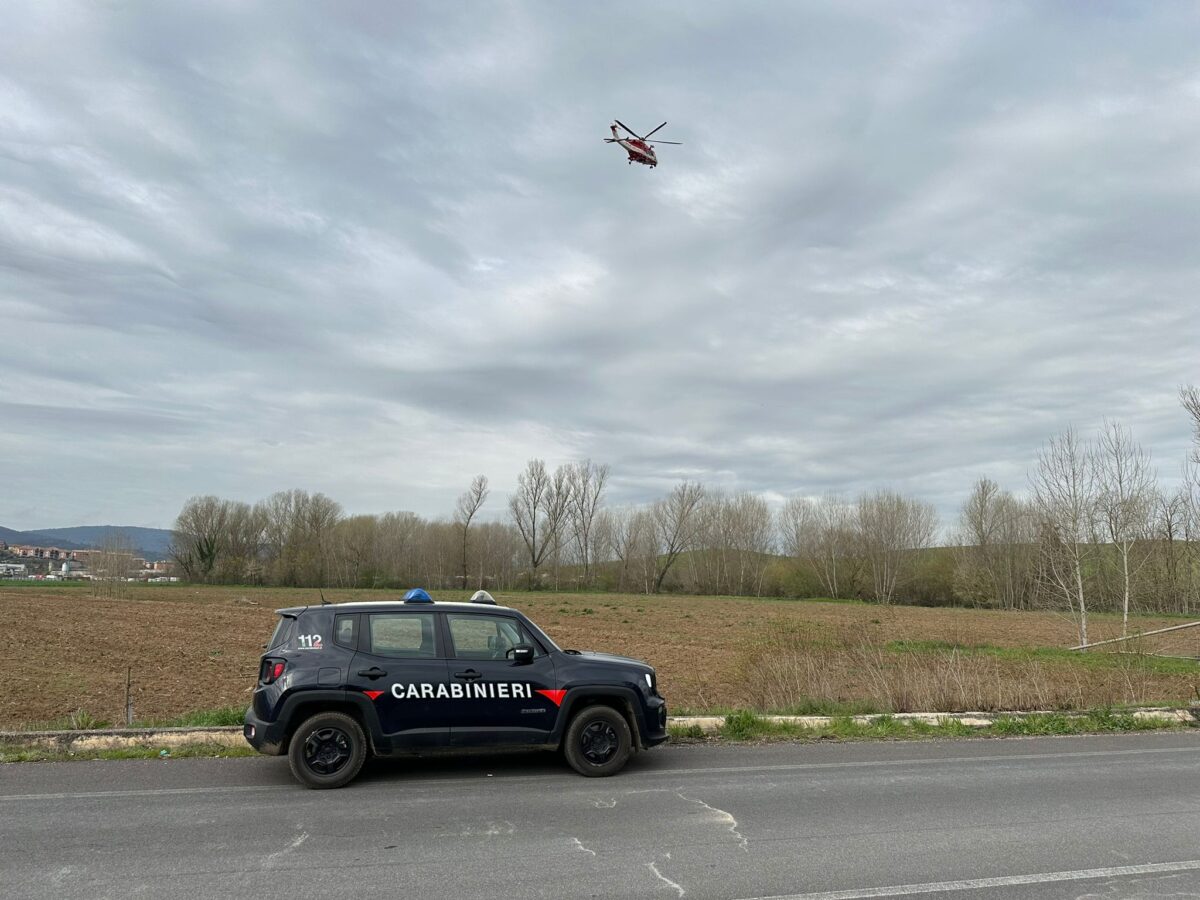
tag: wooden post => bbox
[1070,620,1200,652]
[125,666,134,726]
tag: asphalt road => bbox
[3,733,1200,899]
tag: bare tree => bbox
[508,459,554,586]
[255,489,342,587]
[332,515,381,588]
[222,501,265,583]
[856,489,938,604]
[545,465,572,589]
[609,506,652,592]
[1178,460,1200,612]
[1094,421,1157,636]
[732,492,775,596]
[651,481,705,593]
[1030,427,1097,646]
[1182,384,1200,461]
[953,478,1037,609]
[91,530,135,598]
[472,520,523,590]
[589,507,616,585]
[455,475,490,588]
[565,460,610,587]
[780,494,856,599]
[375,511,424,585]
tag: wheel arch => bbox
[278,691,381,754]
[556,688,644,750]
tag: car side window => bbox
[334,614,357,649]
[447,614,542,660]
[368,613,437,658]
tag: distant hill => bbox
[0,526,90,551]
[0,525,173,560]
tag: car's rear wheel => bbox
[288,712,367,789]
[563,704,633,777]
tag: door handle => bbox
[357,666,388,679]
[454,669,482,680]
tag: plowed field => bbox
[3,585,1197,728]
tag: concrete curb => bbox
[0,726,246,752]
[668,707,1199,734]
[2,706,1196,751]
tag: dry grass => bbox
[2,584,1198,727]
[739,622,1200,713]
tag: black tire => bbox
[287,712,367,789]
[563,704,633,777]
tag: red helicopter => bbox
[605,120,681,168]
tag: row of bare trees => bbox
[169,476,941,600]
[952,389,1200,640]
[169,387,1200,609]
[171,490,530,590]
[777,491,938,604]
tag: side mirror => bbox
[508,644,535,665]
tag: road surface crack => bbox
[263,832,308,868]
[647,853,685,897]
[676,791,748,851]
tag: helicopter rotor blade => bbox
[643,121,668,139]
[648,140,682,145]
[613,119,641,139]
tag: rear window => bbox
[368,613,437,658]
[267,616,296,651]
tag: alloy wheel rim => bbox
[580,720,619,764]
[303,726,352,775]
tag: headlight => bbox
[644,673,653,689]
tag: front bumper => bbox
[243,705,287,756]
[642,696,669,747]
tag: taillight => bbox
[260,658,286,684]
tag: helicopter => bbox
[604,120,681,168]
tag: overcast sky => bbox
[1,1,1197,532]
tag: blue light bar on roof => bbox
[403,588,433,603]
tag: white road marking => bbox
[645,744,1200,781]
[3,742,1197,803]
[736,860,1200,900]
[677,791,748,851]
[571,837,597,856]
[0,785,277,803]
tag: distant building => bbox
[0,562,28,577]
[10,545,77,561]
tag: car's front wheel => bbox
[563,704,633,777]
[287,711,367,789]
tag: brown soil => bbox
[3,585,1197,727]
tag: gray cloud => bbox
[1,1,1197,531]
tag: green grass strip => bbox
[711,710,1186,743]
[0,742,257,763]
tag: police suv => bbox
[244,589,669,788]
